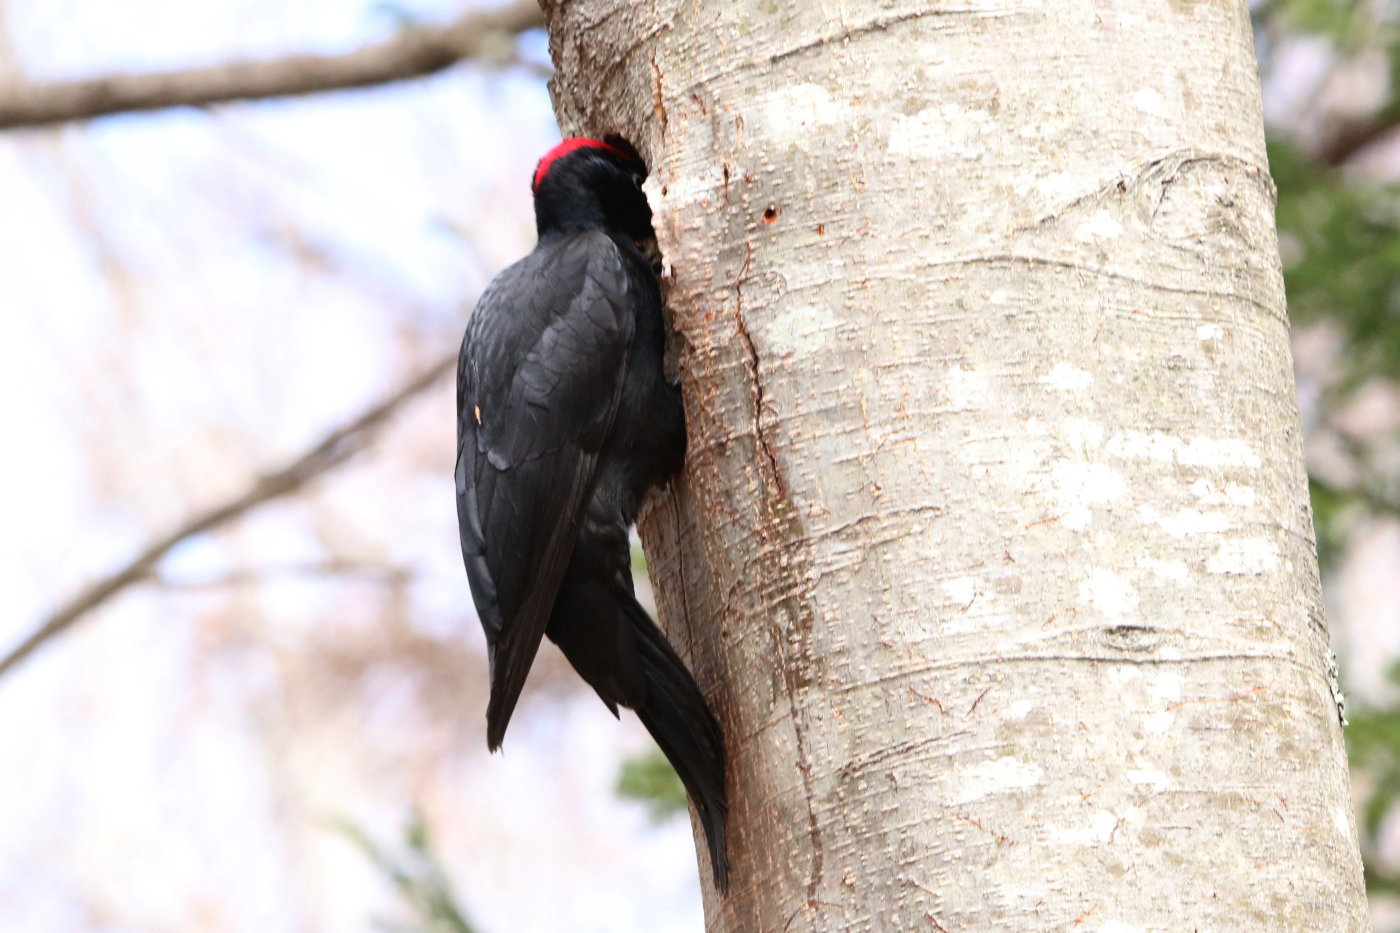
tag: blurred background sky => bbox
[0,0,1397,930]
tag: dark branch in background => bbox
[1316,103,1400,167]
[155,559,416,590]
[0,0,543,130]
[0,353,455,680]
[332,808,481,933]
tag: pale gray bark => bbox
[544,1,1369,929]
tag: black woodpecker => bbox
[455,137,729,890]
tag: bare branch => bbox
[155,560,416,590]
[1316,107,1400,167]
[0,0,544,130]
[0,352,456,679]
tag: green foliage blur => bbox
[1261,0,1400,911]
[1271,138,1400,385]
[618,748,690,819]
[618,541,690,822]
[332,810,480,933]
[1351,667,1400,899]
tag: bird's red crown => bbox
[532,137,631,192]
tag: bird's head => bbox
[531,137,654,246]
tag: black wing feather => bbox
[456,230,635,750]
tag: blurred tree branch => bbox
[0,0,543,130]
[1317,104,1400,167]
[0,352,456,680]
[331,808,481,933]
[155,559,416,590]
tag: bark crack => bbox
[924,252,1281,320]
[732,232,821,899]
[1007,148,1275,234]
[733,243,785,497]
[649,54,669,141]
[668,495,699,665]
[768,612,826,904]
[770,7,1000,64]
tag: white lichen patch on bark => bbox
[1145,672,1185,703]
[1050,809,1123,845]
[951,757,1046,804]
[755,82,851,140]
[1040,362,1094,392]
[1335,805,1354,841]
[942,363,995,408]
[1075,208,1125,240]
[940,576,978,607]
[887,102,991,158]
[1206,538,1281,575]
[1131,87,1166,116]
[1190,478,1258,508]
[1049,461,1127,514]
[1097,922,1148,933]
[659,163,731,209]
[1103,431,1264,469]
[1125,768,1174,789]
[1080,568,1140,619]
[1142,711,1175,734]
[1149,506,1234,536]
[766,303,842,356]
[1138,557,1190,582]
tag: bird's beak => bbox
[636,236,662,276]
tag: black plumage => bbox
[455,138,729,889]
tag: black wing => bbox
[456,230,635,750]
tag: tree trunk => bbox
[542,1,1370,929]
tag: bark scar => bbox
[671,495,698,663]
[770,8,956,63]
[649,54,668,140]
[734,242,785,496]
[1008,149,1274,234]
[764,599,825,904]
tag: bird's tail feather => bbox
[622,598,730,892]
